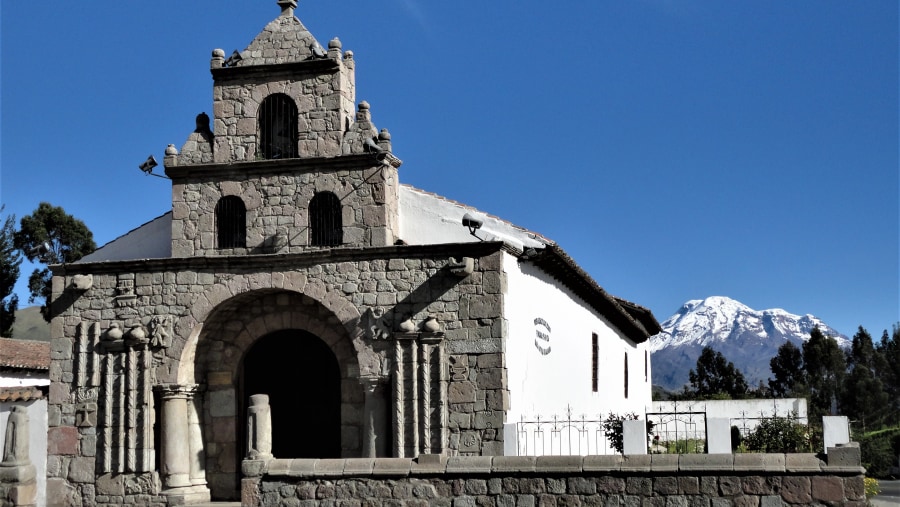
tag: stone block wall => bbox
[242,450,868,507]
[210,57,356,163]
[169,160,400,257]
[49,242,510,503]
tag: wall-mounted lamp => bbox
[27,241,51,261]
[139,155,168,179]
[462,213,484,241]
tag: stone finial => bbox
[398,317,416,333]
[343,50,354,61]
[378,129,391,141]
[211,48,225,69]
[422,317,441,333]
[277,0,297,16]
[165,144,178,156]
[357,101,372,123]
[328,38,343,60]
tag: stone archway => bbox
[241,329,341,458]
[188,289,362,500]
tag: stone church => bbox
[46,2,660,504]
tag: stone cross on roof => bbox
[278,0,298,16]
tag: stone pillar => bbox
[247,394,273,460]
[187,394,207,488]
[156,384,210,504]
[361,377,388,458]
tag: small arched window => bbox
[259,93,298,159]
[309,192,342,246]
[216,196,246,248]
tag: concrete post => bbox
[622,419,647,455]
[705,418,733,454]
[822,416,850,454]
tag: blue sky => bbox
[1,1,897,337]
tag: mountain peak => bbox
[650,296,848,390]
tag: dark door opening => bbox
[241,329,341,458]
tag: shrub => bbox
[858,427,900,478]
[743,413,810,453]
[864,477,880,498]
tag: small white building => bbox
[0,338,50,507]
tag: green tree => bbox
[688,346,748,399]
[802,327,846,421]
[876,325,900,425]
[0,206,21,337]
[768,341,805,398]
[840,327,889,431]
[13,202,96,321]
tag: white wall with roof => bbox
[502,252,651,455]
[398,186,546,249]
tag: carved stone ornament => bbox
[148,315,173,349]
[397,316,416,334]
[104,323,124,342]
[115,278,137,307]
[362,308,391,341]
[449,356,468,381]
[125,325,148,346]
[76,402,98,427]
[422,316,441,333]
[449,257,474,277]
[124,472,160,495]
[72,274,93,291]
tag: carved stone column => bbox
[155,384,210,504]
[187,392,207,488]
[360,376,389,458]
[157,385,195,489]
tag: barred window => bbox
[216,196,246,248]
[259,93,298,159]
[591,333,598,392]
[310,192,342,246]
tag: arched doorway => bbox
[241,329,341,458]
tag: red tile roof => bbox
[0,338,51,370]
[0,386,45,402]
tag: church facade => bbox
[46,2,660,504]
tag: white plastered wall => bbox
[503,252,651,424]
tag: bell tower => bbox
[164,0,402,257]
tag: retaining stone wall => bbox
[242,449,867,507]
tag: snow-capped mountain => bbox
[650,296,849,391]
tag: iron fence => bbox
[515,406,613,456]
[646,407,707,454]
